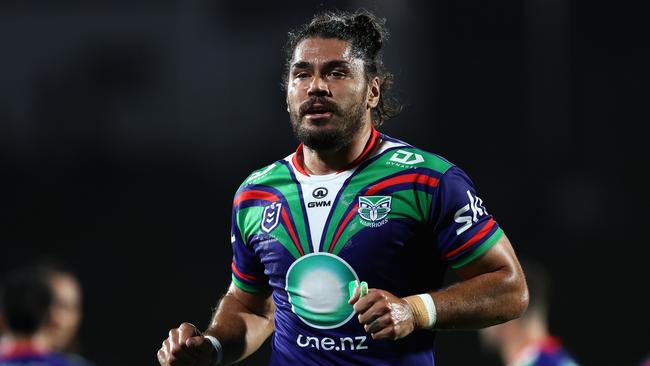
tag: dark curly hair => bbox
[283,10,402,126]
[0,259,77,336]
[0,266,53,335]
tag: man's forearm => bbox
[430,265,528,330]
[204,290,274,365]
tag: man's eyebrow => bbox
[291,60,351,70]
[322,60,351,69]
[291,61,312,70]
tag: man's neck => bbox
[302,122,373,175]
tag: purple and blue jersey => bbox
[230,129,504,365]
[511,337,579,366]
[0,343,90,366]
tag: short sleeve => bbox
[230,202,271,293]
[432,166,504,269]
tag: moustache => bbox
[298,97,341,117]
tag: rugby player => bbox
[158,10,528,366]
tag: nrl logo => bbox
[357,196,391,228]
[261,202,282,233]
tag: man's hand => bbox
[349,288,416,340]
[158,322,216,366]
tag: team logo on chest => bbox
[261,202,282,233]
[357,196,391,228]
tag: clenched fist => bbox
[349,288,416,340]
[157,322,218,366]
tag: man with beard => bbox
[158,10,528,366]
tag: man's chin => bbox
[296,128,342,151]
[301,115,336,127]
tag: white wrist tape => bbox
[416,294,437,329]
[204,335,223,366]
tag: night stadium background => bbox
[1,0,648,365]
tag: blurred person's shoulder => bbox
[0,352,74,366]
[64,353,96,366]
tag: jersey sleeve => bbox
[431,166,504,269]
[230,195,271,294]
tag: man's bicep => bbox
[452,234,522,281]
[227,281,274,318]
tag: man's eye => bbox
[329,71,346,78]
[295,72,310,79]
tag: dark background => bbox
[1,0,648,365]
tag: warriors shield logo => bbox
[357,196,392,222]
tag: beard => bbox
[289,95,367,151]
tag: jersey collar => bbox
[291,127,380,176]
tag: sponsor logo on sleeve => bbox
[454,190,488,235]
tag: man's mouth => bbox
[301,101,336,121]
[304,111,333,120]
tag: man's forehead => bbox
[291,37,360,66]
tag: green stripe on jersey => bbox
[240,162,281,187]
[268,163,311,256]
[232,275,268,293]
[450,228,504,269]
[236,206,303,259]
[237,206,264,244]
[383,147,453,174]
[239,162,311,256]
[330,189,433,255]
[323,149,439,253]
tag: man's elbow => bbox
[514,284,529,319]
[507,273,529,320]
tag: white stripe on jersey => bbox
[284,137,406,252]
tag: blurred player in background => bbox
[158,9,528,366]
[480,259,579,366]
[0,261,94,366]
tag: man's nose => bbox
[307,76,330,97]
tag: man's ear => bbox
[367,76,380,109]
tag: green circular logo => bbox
[285,253,358,329]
